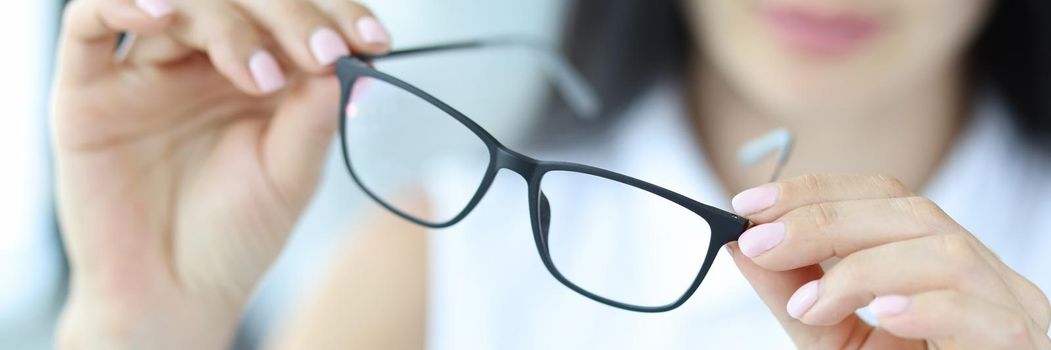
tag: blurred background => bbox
[0,0,567,348]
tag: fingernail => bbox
[787,280,820,319]
[309,27,350,66]
[349,78,373,101]
[738,222,785,258]
[249,50,286,93]
[732,185,779,216]
[356,17,391,46]
[135,0,174,18]
[868,295,910,317]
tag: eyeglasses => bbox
[334,38,790,312]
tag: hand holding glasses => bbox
[337,38,792,312]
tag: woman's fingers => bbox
[739,191,1051,328]
[740,196,956,269]
[732,174,914,222]
[319,0,392,53]
[790,235,1024,326]
[58,0,174,83]
[733,174,1051,347]
[728,243,880,348]
[731,241,903,346]
[233,0,347,72]
[871,290,1050,349]
[65,0,393,95]
[231,0,390,73]
[165,1,287,95]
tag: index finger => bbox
[731,174,915,223]
[58,0,174,83]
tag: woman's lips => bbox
[761,5,881,57]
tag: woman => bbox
[51,0,1051,348]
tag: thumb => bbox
[728,242,869,348]
[262,75,341,211]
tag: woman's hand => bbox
[728,175,1051,349]
[52,0,389,348]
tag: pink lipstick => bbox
[761,5,881,57]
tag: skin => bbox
[686,0,987,190]
[53,0,388,348]
[685,0,1050,347]
[50,0,1051,349]
[729,175,1051,349]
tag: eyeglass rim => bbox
[334,45,750,312]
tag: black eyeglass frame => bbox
[334,40,751,313]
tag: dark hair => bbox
[554,0,1051,142]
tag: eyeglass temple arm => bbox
[355,37,602,120]
[736,128,795,182]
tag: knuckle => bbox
[1027,282,1051,330]
[335,0,375,16]
[934,290,971,317]
[932,235,980,277]
[1001,315,1033,347]
[781,206,851,260]
[808,202,840,232]
[1005,275,1051,331]
[61,0,91,30]
[901,196,949,230]
[938,234,974,260]
[276,0,321,21]
[211,17,257,45]
[873,174,912,196]
[941,290,967,308]
[798,174,826,194]
[911,196,944,218]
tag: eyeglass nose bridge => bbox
[493,145,541,180]
[490,145,555,244]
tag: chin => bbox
[770,80,880,119]
[723,60,884,120]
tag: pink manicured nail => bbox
[731,185,779,216]
[787,280,820,319]
[869,295,910,317]
[135,0,174,18]
[310,27,350,66]
[349,78,373,101]
[738,222,785,258]
[249,50,286,93]
[356,17,391,45]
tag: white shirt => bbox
[424,85,1051,349]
